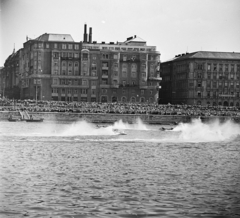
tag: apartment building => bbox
[3,24,161,103]
[160,51,240,106]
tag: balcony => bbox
[100,84,110,88]
[111,84,119,88]
[149,76,162,81]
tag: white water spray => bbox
[175,118,240,142]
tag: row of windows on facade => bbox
[33,42,156,53]
[174,71,240,80]
[197,91,240,98]
[52,52,158,62]
[52,88,154,95]
[174,63,240,72]
[51,96,155,103]
[189,81,240,88]
[207,63,240,72]
[52,78,155,86]
[53,61,155,71]
[83,45,156,52]
[52,69,152,80]
[33,43,80,50]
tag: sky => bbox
[0,0,240,66]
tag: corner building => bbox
[19,24,161,103]
[160,51,240,106]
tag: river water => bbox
[0,118,240,218]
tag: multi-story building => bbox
[3,24,161,103]
[160,51,240,106]
[0,49,21,99]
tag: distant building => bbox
[1,49,21,99]
[3,24,161,102]
[160,51,240,106]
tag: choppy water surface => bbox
[0,118,240,218]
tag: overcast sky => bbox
[0,0,240,66]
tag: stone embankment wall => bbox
[1,111,239,124]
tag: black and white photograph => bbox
[0,0,240,217]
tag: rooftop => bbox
[34,33,74,42]
[163,51,240,63]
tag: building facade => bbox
[3,24,161,103]
[0,49,21,99]
[160,51,240,106]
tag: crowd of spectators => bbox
[1,98,240,117]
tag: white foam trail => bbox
[175,118,240,142]
[58,120,115,136]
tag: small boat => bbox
[25,118,44,122]
[160,127,174,131]
[8,117,24,122]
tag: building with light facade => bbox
[160,51,240,106]
[2,24,161,103]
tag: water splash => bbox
[112,117,149,130]
[175,118,240,142]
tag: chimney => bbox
[89,27,92,43]
[83,24,88,43]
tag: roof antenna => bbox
[13,43,15,53]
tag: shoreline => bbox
[1,111,239,124]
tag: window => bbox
[68,53,73,58]
[219,72,223,79]
[91,89,96,95]
[141,64,146,71]
[207,72,211,79]
[92,70,97,77]
[213,64,217,71]
[102,79,108,84]
[207,64,211,71]
[82,62,88,75]
[224,82,228,87]
[83,53,88,60]
[113,54,118,59]
[74,53,79,58]
[213,82,217,88]
[123,55,127,61]
[46,43,49,49]
[230,73,234,79]
[197,72,202,78]
[102,62,108,68]
[102,70,108,76]
[62,44,67,49]
[219,64,223,71]
[82,79,87,86]
[122,80,126,86]
[102,54,109,59]
[74,44,79,50]
[207,92,210,98]
[231,64,234,72]
[225,64,229,72]
[237,64,240,72]
[197,64,203,70]
[219,81,222,87]
[54,43,58,49]
[82,89,87,94]
[141,90,144,95]
[68,44,73,49]
[198,81,201,87]
[197,92,201,97]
